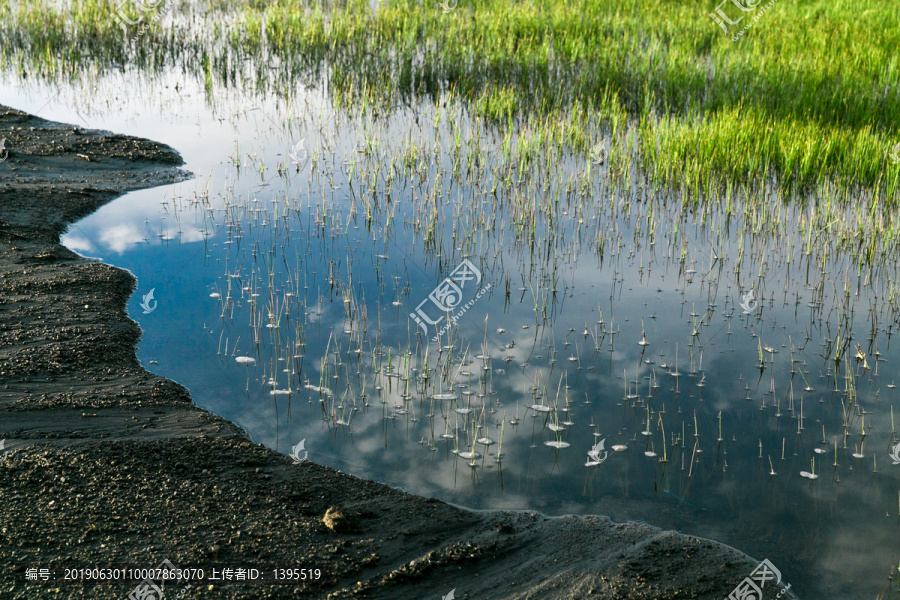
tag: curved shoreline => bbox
[0,104,798,599]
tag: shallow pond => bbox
[4,62,900,599]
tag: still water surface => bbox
[3,65,899,599]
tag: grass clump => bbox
[1,0,899,197]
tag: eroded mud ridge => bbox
[0,105,794,599]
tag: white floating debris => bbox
[303,384,334,397]
[458,451,482,460]
[612,445,628,452]
[235,356,256,365]
[210,292,221,298]
[544,441,570,449]
[530,404,551,413]
[270,389,291,395]
[799,471,819,480]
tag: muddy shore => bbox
[0,105,795,599]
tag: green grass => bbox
[1,0,899,198]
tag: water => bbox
[5,62,900,600]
